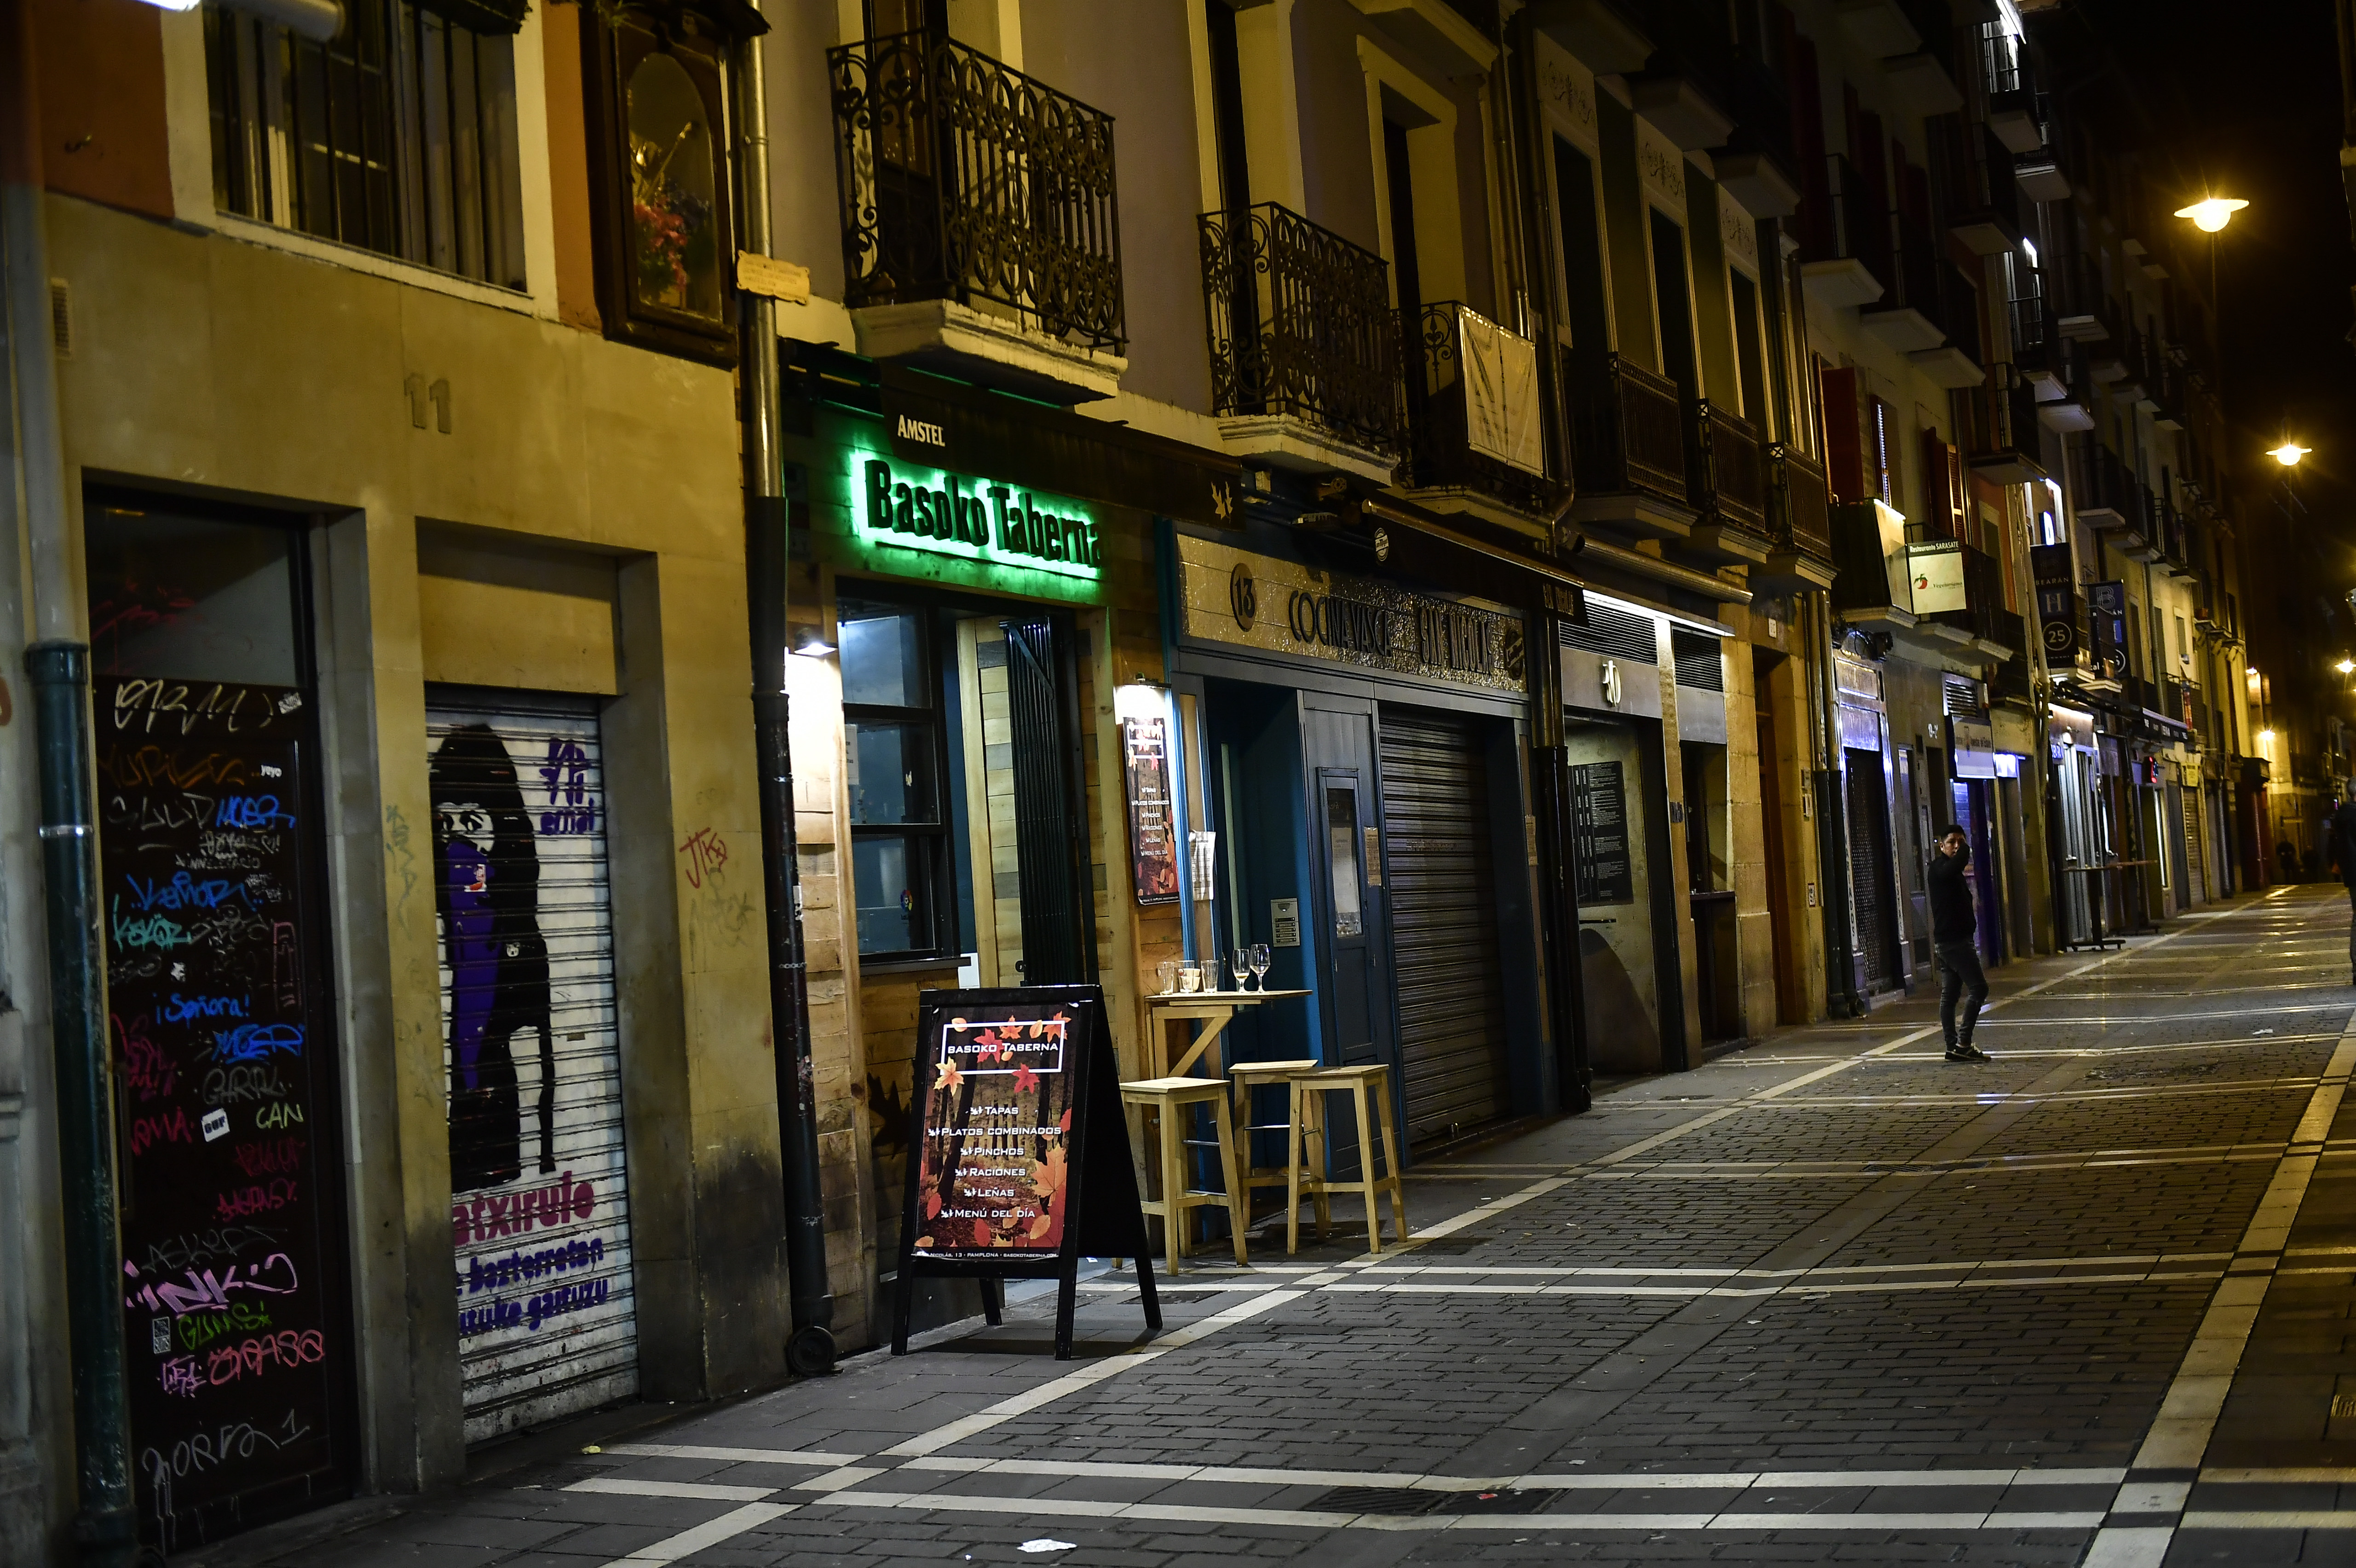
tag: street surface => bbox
[194,884,2356,1568]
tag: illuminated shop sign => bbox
[855,454,1100,581]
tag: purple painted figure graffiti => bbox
[431,725,556,1193]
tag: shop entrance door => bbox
[1844,748,1902,990]
[1377,706,1510,1146]
[86,499,355,1551]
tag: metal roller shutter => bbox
[1378,706,1511,1147]
[427,694,637,1443]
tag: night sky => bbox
[2061,0,2356,571]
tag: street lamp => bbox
[2339,660,2355,675]
[2271,441,2311,466]
[2175,196,2249,232]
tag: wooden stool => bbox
[1119,1077,1247,1274]
[1228,1059,1322,1229]
[1287,1065,1410,1257]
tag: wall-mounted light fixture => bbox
[789,625,835,658]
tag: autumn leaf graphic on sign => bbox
[935,1058,963,1094]
[973,1028,1003,1063]
[1013,1061,1039,1092]
[1027,1148,1067,1240]
[1059,1106,1072,1133]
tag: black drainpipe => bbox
[28,643,138,1562]
[735,5,834,1376]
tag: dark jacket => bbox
[1928,845,1976,945]
[2333,805,2356,886]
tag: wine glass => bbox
[1249,943,1271,990]
[1156,959,1178,994]
[1229,948,1250,992]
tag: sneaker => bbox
[1945,1044,1992,1063]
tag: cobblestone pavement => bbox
[196,885,2356,1568]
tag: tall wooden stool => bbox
[1227,1059,1321,1228]
[1119,1077,1247,1273]
[1287,1065,1410,1256]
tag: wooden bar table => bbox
[1144,988,1312,1080]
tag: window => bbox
[1552,136,1609,353]
[1729,269,1766,427]
[1649,209,1696,399]
[205,0,527,289]
[841,602,952,959]
[583,0,758,362]
[1326,786,1365,939]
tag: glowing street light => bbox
[2176,196,2249,232]
[2337,659,2354,675]
[2260,729,2277,744]
[2270,442,2311,466]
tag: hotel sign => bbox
[1176,535,1526,694]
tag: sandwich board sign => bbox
[892,985,1159,1359]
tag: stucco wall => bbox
[46,192,791,1488]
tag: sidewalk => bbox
[182,885,2356,1567]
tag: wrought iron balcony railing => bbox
[1925,541,2015,653]
[1399,300,1566,518]
[1199,202,1404,457]
[1689,400,1766,535]
[1768,444,1833,561]
[2069,437,2145,531]
[1567,350,1689,511]
[828,29,1124,351]
[1961,362,2042,475]
[1801,154,1893,289]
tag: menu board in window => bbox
[1569,760,1636,906]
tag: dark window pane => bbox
[85,507,300,686]
[1327,787,1362,937]
[839,609,925,707]
[847,720,938,826]
[853,835,934,953]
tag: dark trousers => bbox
[1936,940,1988,1048]
[2344,882,2356,976]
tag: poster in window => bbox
[1569,760,1636,906]
[1122,716,1181,906]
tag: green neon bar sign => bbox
[854,454,1101,580]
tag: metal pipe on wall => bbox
[734,6,835,1377]
[3,0,138,1553]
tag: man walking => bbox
[1930,824,1992,1063]
[2328,799,2356,982]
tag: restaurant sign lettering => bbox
[853,454,1101,581]
[1177,535,1526,693]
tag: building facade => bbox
[0,0,2268,1560]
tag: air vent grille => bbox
[1671,629,1724,691]
[1558,602,1656,664]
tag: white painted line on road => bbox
[1364,1250,2232,1279]
[1767,1075,2332,1107]
[1324,1270,2220,1298]
[2180,1511,2356,1528]
[600,1443,865,1466]
[566,1476,779,1501]
[2082,1005,2356,1568]
[590,1500,797,1566]
[889,1454,2127,1492]
[811,1488,2110,1534]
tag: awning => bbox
[1359,496,1586,615]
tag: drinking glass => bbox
[1230,948,1250,992]
[1249,944,1271,989]
[1178,963,1203,994]
[1156,959,1178,994]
